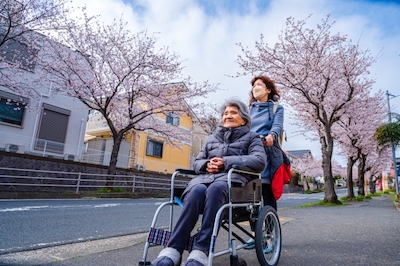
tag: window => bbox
[35,103,70,154]
[146,139,163,158]
[166,112,179,126]
[0,90,28,126]
[0,35,38,71]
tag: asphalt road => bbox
[0,194,398,266]
[0,189,349,255]
[0,198,181,254]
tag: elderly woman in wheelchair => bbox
[150,98,267,266]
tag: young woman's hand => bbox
[264,134,274,147]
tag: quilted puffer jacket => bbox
[182,125,267,197]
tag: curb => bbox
[0,233,148,265]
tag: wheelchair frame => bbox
[138,165,282,266]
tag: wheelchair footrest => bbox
[147,227,196,252]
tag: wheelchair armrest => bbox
[175,168,197,175]
[231,165,261,176]
[231,165,254,172]
[176,166,259,176]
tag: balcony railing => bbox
[0,131,190,173]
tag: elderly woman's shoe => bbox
[244,238,255,249]
[183,249,208,266]
[151,247,181,266]
[264,243,273,254]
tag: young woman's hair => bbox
[249,75,280,105]
[220,97,251,126]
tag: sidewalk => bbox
[1,196,399,266]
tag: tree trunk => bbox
[369,175,376,194]
[357,154,366,196]
[346,156,356,199]
[290,172,300,186]
[303,176,310,191]
[105,133,124,187]
[320,132,340,203]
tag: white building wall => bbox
[0,86,88,160]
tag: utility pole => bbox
[386,90,399,196]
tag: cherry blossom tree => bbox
[196,101,222,135]
[364,148,390,194]
[0,0,70,96]
[39,11,218,175]
[331,160,346,180]
[291,153,322,191]
[335,94,387,197]
[236,15,376,203]
[342,146,359,199]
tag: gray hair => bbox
[220,98,251,127]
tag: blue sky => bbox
[70,0,400,164]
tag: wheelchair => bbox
[138,165,282,266]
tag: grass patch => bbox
[97,187,126,193]
[296,200,345,208]
[340,195,370,202]
[304,188,323,194]
[297,189,399,208]
[369,191,383,197]
[389,192,398,203]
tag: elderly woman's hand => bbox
[206,157,225,174]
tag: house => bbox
[286,150,313,188]
[0,29,89,160]
[84,90,208,173]
[286,150,312,165]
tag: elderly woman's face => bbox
[223,106,246,128]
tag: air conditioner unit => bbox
[5,144,25,154]
[136,164,146,171]
[64,154,75,161]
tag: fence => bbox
[0,167,190,195]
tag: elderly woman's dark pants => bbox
[167,181,228,254]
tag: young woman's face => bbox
[252,79,270,102]
[223,106,246,128]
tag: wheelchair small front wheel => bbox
[238,258,247,266]
[255,206,281,266]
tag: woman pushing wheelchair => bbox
[151,98,267,266]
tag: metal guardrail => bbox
[0,167,189,194]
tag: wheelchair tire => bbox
[255,206,281,266]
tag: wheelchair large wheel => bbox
[255,206,281,266]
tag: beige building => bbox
[84,102,208,174]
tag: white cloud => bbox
[69,0,400,165]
